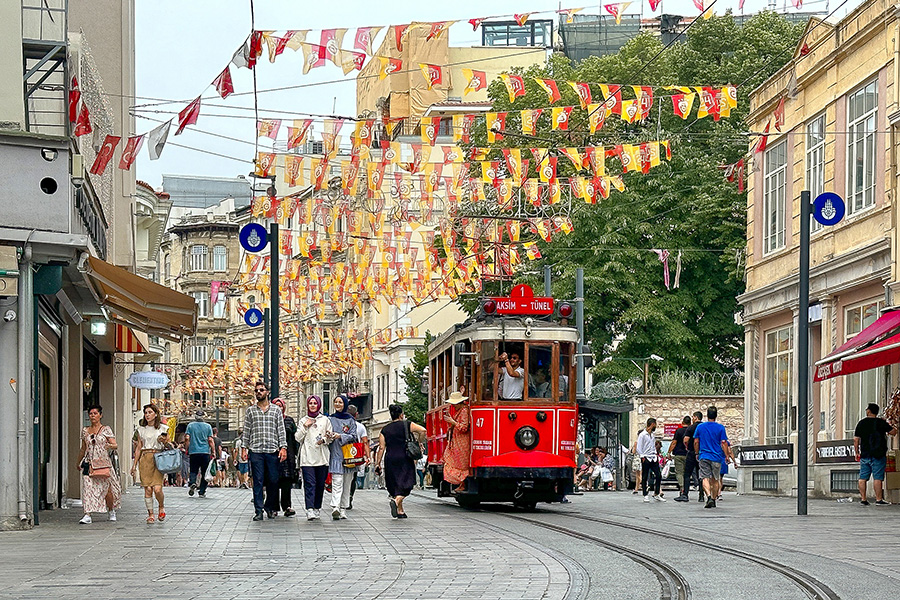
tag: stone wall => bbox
[631,395,743,446]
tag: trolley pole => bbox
[798,190,811,516]
[576,267,585,402]
[270,222,280,399]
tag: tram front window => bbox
[528,344,553,399]
[560,343,573,402]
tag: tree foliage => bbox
[459,12,803,381]
[400,331,434,424]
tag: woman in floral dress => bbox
[76,405,121,524]
[442,391,471,491]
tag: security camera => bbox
[3,310,16,322]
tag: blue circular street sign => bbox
[240,223,268,253]
[813,192,845,227]
[244,308,264,327]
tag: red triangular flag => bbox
[212,67,234,99]
[754,121,771,153]
[89,135,121,175]
[74,104,92,137]
[773,96,786,132]
[68,76,81,123]
[175,96,201,136]
[118,134,145,171]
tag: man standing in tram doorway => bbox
[496,351,524,400]
[854,403,897,506]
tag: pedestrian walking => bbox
[375,404,426,518]
[346,404,371,510]
[185,411,214,498]
[442,391,471,492]
[681,411,704,502]
[637,418,665,502]
[233,430,249,489]
[693,406,730,509]
[212,427,224,487]
[854,402,898,505]
[670,415,691,502]
[242,381,288,521]
[629,429,643,494]
[271,397,299,517]
[76,405,121,524]
[130,404,169,523]
[326,394,359,520]
[296,395,332,520]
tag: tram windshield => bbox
[475,340,576,404]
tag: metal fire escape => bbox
[22,0,68,136]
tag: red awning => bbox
[115,324,147,354]
[814,309,900,382]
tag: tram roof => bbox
[431,316,579,353]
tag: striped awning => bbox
[115,324,147,354]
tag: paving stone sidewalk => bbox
[0,486,569,600]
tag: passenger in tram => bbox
[529,368,551,399]
[496,351,525,400]
[442,391,471,492]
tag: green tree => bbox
[459,12,803,381]
[400,331,434,424]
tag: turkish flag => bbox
[74,104,92,137]
[212,67,234,99]
[117,134,144,171]
[89,135,121,175]
[175,96,201,135]
[68,76,81,123]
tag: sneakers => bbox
[339,509,347,519]
[198,493,206,498]
[252,512,264,521]
[306,509,316,520]
[643,495,650,503]
[652,495,666,502]
[875,500,891,506]
[188,484,196,496]
[284,508,296,517]
[79,514,92,524]
[674,494,688,502]
[861,500,871,506]
[108,510,116,522]
[314,509,321,519]
[698,493,705,503]
[332,507,341,520]
[704,498,716,509]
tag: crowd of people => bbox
[78,381,426,525]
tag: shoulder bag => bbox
[154,444,184,474]
[87,427,112,477]
[405,420,423,461]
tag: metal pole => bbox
[543,264,551,296]
[270,222,280,399]
[576,267,585,401]
[798,190,811,516]
[263,307,270,385]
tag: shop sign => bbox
[663,423,681,437]
[815,439,857,464]
[735,443,793,466]
[127,371,169,390]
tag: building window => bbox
[482,19,553,47]
[213,293,226,318]
[322,382,332,414]
[763,140,787,255]
[847,80,877,214]
[190,338,208,364]
[844,301,883,437]
[163,253,170,280]
[806,114,826,233]
[192,291,209,318]
[190,245,208,272]
[213,245,227,271]
[764,325,793,444]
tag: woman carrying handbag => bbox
[76,405,121,524]
[130,404,169,523]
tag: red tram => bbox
[425,285,578,509]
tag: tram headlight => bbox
[515,426,539,451]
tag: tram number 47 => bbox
[475,418,485,427]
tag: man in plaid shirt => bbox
[241,381,287,521]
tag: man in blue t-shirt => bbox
[185,412,215,498]
[693,406,732,509]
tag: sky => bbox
[134,0,858,189]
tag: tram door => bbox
[582,410,622,487]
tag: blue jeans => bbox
[249,451,280,514]
[860,456,887,481]
[188,453,210,495]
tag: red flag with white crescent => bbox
[212,67,234,99]
[74,104,92,137]
[175,96,201,135]
[118,134,144,171]
[89,135,121,175]
[68,76,81,123]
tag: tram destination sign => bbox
[489,283,554,316]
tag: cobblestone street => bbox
[0,487,898,599]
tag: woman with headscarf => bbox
[442,391,471,492]
[296,395,332,520]
[271,397,299,517]
[326,394,358,520]
[375,403,426,518]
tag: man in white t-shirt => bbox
[347,404,370,509]
[496,351,525,400]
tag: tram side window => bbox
[528,344,553,399]
[481,340,497,402]
[560,343,573,402]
